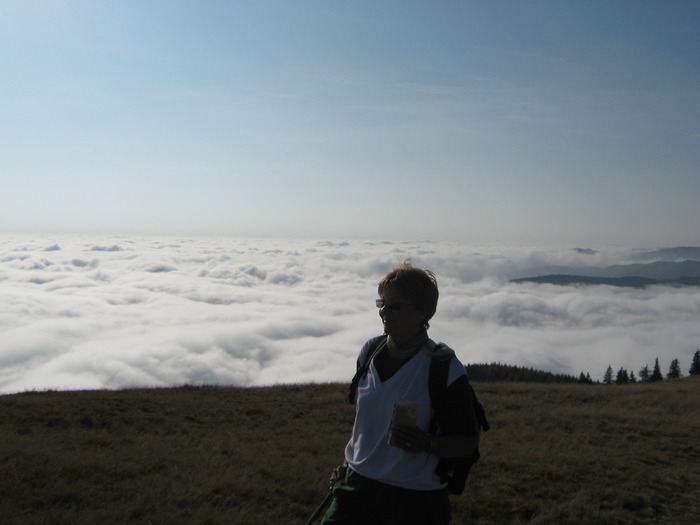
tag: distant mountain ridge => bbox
[511,274,700,288]
[632,246,700,261]
[512,246,700,287]
[513,259,700,282]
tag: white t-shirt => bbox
[344,339,467,490]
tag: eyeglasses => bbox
[375,299,415,311]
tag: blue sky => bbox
[1,1,699,245]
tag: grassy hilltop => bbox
[1,378,699,524]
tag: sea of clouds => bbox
[1,234,699,394]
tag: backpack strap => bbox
[429,349,490,434]
[428,347,491,495]
[431,365,490,435]
[427,352,452,433]
[348,336,386,404]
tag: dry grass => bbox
[462,378,700,524]
[1,378,699,524]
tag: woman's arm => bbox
[390,425,478,457]
[429,430,479,458]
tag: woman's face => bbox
[378,285,425,343]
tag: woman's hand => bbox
[390,425,433,454]
[329,462,348,489]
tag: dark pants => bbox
[321,468,451,525]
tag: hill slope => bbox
[1,380,699,524]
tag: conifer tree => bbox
[639,364,650,383]
[650,358,663,382]
[603,365,613,385]
[667,359,682,380]
[576,372,593,384]
[629,371,637,383]
[690,350,700,376]
[615,368,629,384]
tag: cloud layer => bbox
[1,235,699,393]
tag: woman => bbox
[322,260,480,525]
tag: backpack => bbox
[348,336,490,495]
